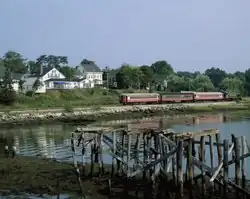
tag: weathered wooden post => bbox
[171,137,176,185]
[215,133,222,193]
[111,131,116,177]
[81,133,86,175]
[11,145,16,158]
[208,135,214,191]
[234,136,241,196]
[177,140,184,198]
[223,139,229,197]
[241,136,246,189]
[98,132,104,176]
[90,143,94,176]
[4,145,9,157]
[200,136,206,196]
[71,133,77,168]
[187,138,194,198]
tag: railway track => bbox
[0,101,237,115]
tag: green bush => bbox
[1,88,121,110]
[64,103,74,112]
[0,88,17,105]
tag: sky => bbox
[1,0,250,72]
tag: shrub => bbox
[0,88,17,105]
[64,103,74,113]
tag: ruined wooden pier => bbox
[71,125,250,199]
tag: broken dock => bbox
[70,125,250,198]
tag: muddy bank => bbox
[0,156,248,199]
[0,102,246,127]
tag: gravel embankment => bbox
[0,101,239,124]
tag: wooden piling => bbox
[90,143,94,176]
[208,135,214,191]
[98,133,104,176]
[177,140,184,198]
[71,127,250,199]
[215,133,222,193]
[234,137,241,196]
[81,133,86,175]
[127,134,131,177]
[223,139,229,197]
[111,131,116,177]
[71,133,77,168]
[200,136,206,195]
[187,138,194,198]
[241,136,246,189]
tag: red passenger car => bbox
[193,92,224,102]
[160,92,194,103]
[120,93,160,105]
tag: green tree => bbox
[140,65,154,89]
[234,71,245,82]
[167,75,192,92]
[176,71,196,78]
[0,61,17,105]
[27,60,40,74]
[32,78,43,92]
[58,66,77,79]
[244,69,250,95]
[205,67,226,88]
[151,60,174,83]
[80,59,95,65]
[36,55,68,68]
[3,51,27,74]
[220,77,244,95]
[191,75,214,91]
[116,64,142,89]
[18,79,25,92]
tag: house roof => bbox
[0,70,24,80]
[30,67,54,77]
[9,73,24,80]
[45,77,86,82]
[77,63,102,74]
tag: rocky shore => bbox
[0,102,242,126]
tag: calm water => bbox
[1,112,250,198]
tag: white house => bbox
[76,62,103,86]
[23,66,65,93]
[45,78,94,90]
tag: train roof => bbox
[181,91,223,95]
[121,92,159,96]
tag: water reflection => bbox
[0,112,249,164]
[0,124,75,160]
[0,193,72,199]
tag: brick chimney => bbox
[40,64,43,75]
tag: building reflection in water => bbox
[0,114,232,161]
[13,135,20,154]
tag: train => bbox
[120,91,240,105]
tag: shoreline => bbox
[0,102,248,127]
[0,156,248,199]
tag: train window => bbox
[129,95,158,99]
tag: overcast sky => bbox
[1,0,250,72]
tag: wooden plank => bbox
[174,129,219,139]
[75,127,114,133]
[210,143,234,182]
[128,146,179,177]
